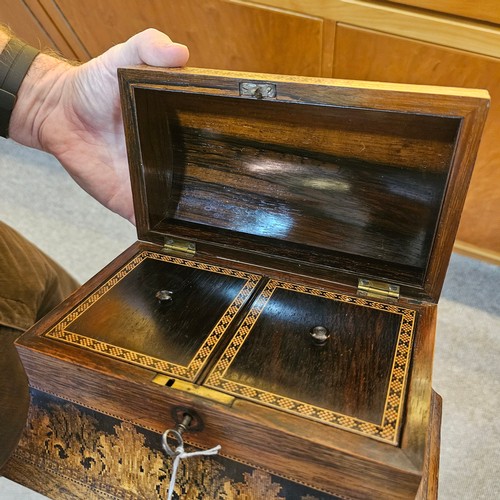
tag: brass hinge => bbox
[163,237,196,256]
[358,279,400,300]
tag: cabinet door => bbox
[43,0,329,76]
[384,0,500,25]
[1,0,54,49]
[334,24,500,259]
[0,0,78,58]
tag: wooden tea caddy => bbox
[13,67,488,499]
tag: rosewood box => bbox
[11,67,488,499]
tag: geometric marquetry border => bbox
[43,251,262,382]
[205,279,416,445]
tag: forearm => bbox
[10,53,70,149]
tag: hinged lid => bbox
[119,67,489,302]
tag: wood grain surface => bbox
[415,391,442,500]
[140,88,453,275]
[206,283,409,429]
[0,0,77,57]
[256,0,500,59]
[66,255,256,375]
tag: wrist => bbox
[8,51,72,150]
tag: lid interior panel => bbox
[133,86,462,289]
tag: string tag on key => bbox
[162,414,221,500]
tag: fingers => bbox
[133,28,189,67]
[101,28,189,71]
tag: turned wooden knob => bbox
[309,326,330,346]
[156,289,173,304]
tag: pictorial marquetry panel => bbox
[7,389,336,499]
[206,279,417,444]
[44,251,261,381]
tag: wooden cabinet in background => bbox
[37,0,335,77]
[1,1,51,48]
[256,0,500,264]
[333,24,500,260]
[2,0,500,263]
[0,0,78,58]
[385,0,500,25]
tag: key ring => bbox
[162,428,185,458]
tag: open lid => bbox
[119,67,488,302]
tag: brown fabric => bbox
[0,221,79,332]
[0,325,29,471]
[0,221,78,468]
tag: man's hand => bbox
[9,29,189,223]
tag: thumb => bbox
[99,28,189,70]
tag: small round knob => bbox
[156,289,173,304]
[309,326,330,346]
